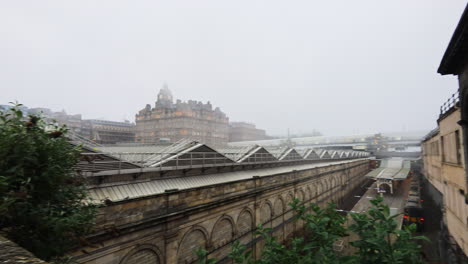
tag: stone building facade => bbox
[422,107,468,261]
[71,159,370,264]
[421,4,468,261]
[84,119,135,145]
[26,107,135,145]
[228,122,268,142]
[135,85,229,146]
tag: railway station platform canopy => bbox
[215,145,277,163]
[366,158,411,194]
[96,139,233,168]
[297,148,321,160]
[74,139,370,176]
[264,146,302,161]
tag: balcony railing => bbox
[440,91,459,117]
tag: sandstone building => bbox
[135,85,229,146]
[26,107,135,145]
[84,119,135,145]
[228,121,268,142]
[421,4,468,262]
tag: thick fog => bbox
[1,0,466,136]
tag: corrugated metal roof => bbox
[75,144,141,172]
[95,139,234,168]
[215,145,259,162]
[365,167,384,178]
[87,159,364,204]
[366,158,410,181]
[263,146,288,157]
[317,149,332,159]
[279,148,302,161]
[329,151,340,159]
[263,146,303,161]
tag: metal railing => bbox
[440,91,459,116]
[76,151,368,175]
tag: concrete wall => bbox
[72,160,369,264]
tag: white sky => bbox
[1,0,466,136]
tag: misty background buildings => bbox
[0,84,272,146]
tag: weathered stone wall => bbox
[73,160,369,264]
[422,107,468,257]
[0,235,47,264]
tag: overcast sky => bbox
[1,1,466,136]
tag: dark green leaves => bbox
[0,104,96,261]
[214,196,426,264]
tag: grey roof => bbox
[317,149,332,159]
[262,146,288,158]
[279,148,302,161]
[366,158,410,181]
[75,145,141,173]
[329,151,340,159]
[215,145,260,162]
[438,3,468,75]
[215,145,276,163]
[87,159,361,204]
[335,150,347,158]
[297,148,320,160]
[97,139,233,167]
[263,146,302,161]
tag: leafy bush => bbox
[0,105,96,261]
[197,196,427,264]
[348,196,428,264]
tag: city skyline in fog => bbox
[1,0,466,136]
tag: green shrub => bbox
[0,105,96,261]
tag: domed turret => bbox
[156,83,173,108]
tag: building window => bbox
[441,136,445,161]
[442,131,461,165]
[455,130,461,164]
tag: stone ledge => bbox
[0,235,48,264]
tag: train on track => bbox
[403,175,424,231]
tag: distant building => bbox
[27,107,135,145]
[85,119,135,144]
[135,84,229,146]
[28,108,84,135]
[228,122,268,142]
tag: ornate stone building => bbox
[84,119,135,145]
[26,107,135,145]
[135,85,229,146]
[228,122,268,142]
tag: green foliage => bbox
[0,105,96,261]
[199,197,426,264]
[348,196,428,264]
[288,199,349,264]
[229,241,254,264]
[226,200,353,264]
[195,248,216,264]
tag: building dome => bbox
[156,83,173,108]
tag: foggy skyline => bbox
[1,0,466,136]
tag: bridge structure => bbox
[70,140,371,264]
[228,132,425,154]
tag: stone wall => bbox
[0,235,47,264]
[422,108,468,256]
[73,160,370,264]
